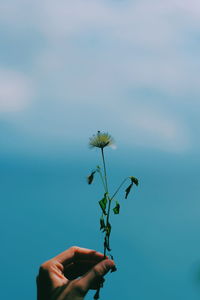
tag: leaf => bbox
[99,193,107,215]
[100,216,106,230]
[130,176,139,186]
[125,182,133,199]
[87,171,96,184]
[106,222,112,237]
[113,201,120,214]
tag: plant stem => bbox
[100,148,112,259]
[101,148,108,194]
[104,197,111,258]
[110,177,129,201]
[94,148,111,299]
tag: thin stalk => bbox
[94,148,111,300]
[100,148,110,257]
[101,148,108,193]
[104,196,112,257]
[110,177,129,201]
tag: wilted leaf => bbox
[130,176,139,186]
[113,201,120,214]
[125,182,133,199]
[87,171,96,184]
[100,216,106,230]
[99,193,107,215]
[106,222,111,237]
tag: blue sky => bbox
[1,1,200,299]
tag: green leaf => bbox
[100,216,106,230]
[113,201,120,214]
[99,193,107,215]
[130,176,139,186]
[106,222,111,237]
[105,223,112,238]
[125,182,133,199]
[87,171,96,184]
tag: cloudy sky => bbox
[1,0,200,154]
[1,1,200,300]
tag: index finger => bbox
[55,246,106,266]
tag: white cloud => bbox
[122,105,190,152]
[30,0,200,98]
[0,69,33,113]
[2,0,200,98]
[0,0,198,153]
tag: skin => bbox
[37,246,115,300]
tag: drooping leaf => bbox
[106,222,112,237]
[100,216,106,231]
[87,171,96,184]
[113,201,120,214]
[130,176,139,186]
[125,182,133,199]
[99,193,107,215]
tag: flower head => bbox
[89,131,114,149]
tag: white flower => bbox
[89,131,114,149]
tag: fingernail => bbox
[103,260,116,272]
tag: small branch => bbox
[110,177,129,201]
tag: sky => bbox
[1,0,200,299]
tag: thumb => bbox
[75,259,115,295]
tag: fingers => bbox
[90,277,105,290]
[37,247,106,291]
[37,246,113,299]
[55,246,105,266]
[64,261,100,280]
[75,259,115,295]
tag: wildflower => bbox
[89,131,114,149]
[87,131,139,300]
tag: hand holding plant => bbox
[87,131,139,299]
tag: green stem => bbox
[101,148,108,194]
[100,148,112,258]
[110,177,129,201]
[104,196,111,257]
[95,148,111,299]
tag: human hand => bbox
[37,246,115,300]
